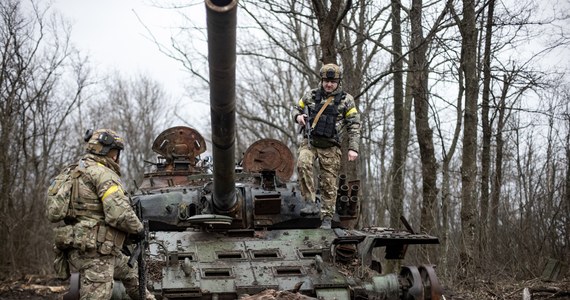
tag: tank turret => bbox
[129,1,444,299]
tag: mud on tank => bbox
[127,0,442,299]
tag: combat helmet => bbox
[84,129,125,156]
[319,63,342,80]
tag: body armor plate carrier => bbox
[308,90,346,140]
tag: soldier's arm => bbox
[293,91,313,124]
[343,94,361,152]
[292,98,305,124]
[96,172,143,234]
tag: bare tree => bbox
[0,0,89,276]
[564,91,570,256]
[389,0,406,234]
[478,0,495,258]
[83,73,172,192]
[455,0,479,278]
[310,0,352,64]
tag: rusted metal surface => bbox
[401,266,424,300]
[151,126,206,164]
[419,265,443,300]
[242,138,295,181]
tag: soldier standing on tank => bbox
[292,63,361,229]
[55,129,155,300]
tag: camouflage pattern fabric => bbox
[76,154,143,235]
[297,139,341,218]
[293,86,361,152]
[52,153,150,299]
[293,85,361,218]
[67,249,155,300]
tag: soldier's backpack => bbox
[46,164,82,223]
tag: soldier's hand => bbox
[348,150,358,161]
[296,114,307,125]
[131,229,145,243]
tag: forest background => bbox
[1,0,569,292]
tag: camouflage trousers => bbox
[297,139,341,217]
[67,248,155,300]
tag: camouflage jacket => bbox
[75,154,143,235]
[293,86,361,152]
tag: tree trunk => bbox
[479,0,495,261]
[490,74,508,253]
[389,0,405,230]
[459,0,479,278]
[410,0,438,236]
[385,0,405,273]
[565,117,570,251]
[310,0,352,64]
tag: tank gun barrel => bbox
[206,0,238,212]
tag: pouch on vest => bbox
[96,225,126,255]
[72,220,98,251]
[53,247,70,279]
[312,114,337,138]
[98,240,114,255]
[46,164,82,223]
[53,225,74,250]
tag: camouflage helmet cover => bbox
[84,128,125,156]
[319,63,342,80]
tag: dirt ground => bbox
[445,277,570,300]
[0,275,66,300]
[0,275,569,300]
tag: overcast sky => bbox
[47,0,569,130]
[52,0,207,126]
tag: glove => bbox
[131,230,145,243]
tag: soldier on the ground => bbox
[292,63,361,229]
[51,129,155,300]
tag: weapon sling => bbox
[311,96,334,129]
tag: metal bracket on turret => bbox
[185,214,233,225]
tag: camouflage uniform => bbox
[67,247,144,300]
[293,85,361,218]
[54,129,155,300]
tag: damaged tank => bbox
[133,0,443,299]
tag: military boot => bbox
[300,202,320,216]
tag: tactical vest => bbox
[72,160,106,222]
[308,89,346,139]
[53,159,126,255]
